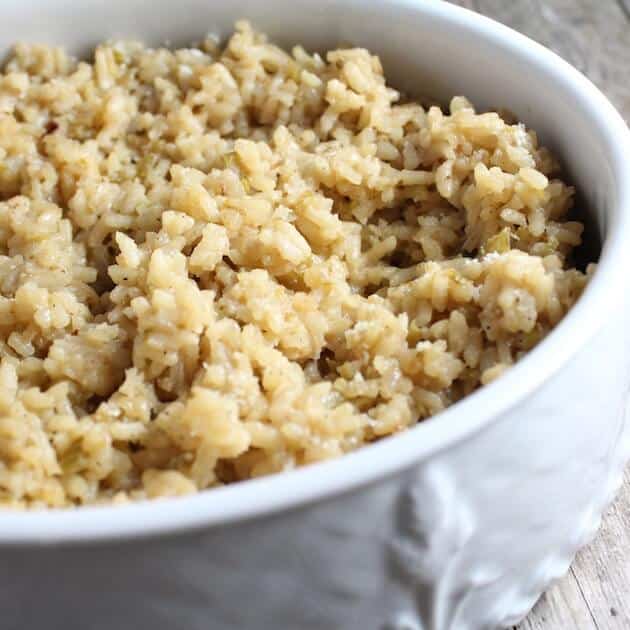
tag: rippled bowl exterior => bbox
[2,2,630,629]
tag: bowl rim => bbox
[2,0,630,545]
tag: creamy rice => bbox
[0,22,594,508]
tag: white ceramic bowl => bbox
[2,1,630,628]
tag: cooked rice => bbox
[0,21,594,508]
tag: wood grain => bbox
[444,1,630,628]
[458,0,630,120]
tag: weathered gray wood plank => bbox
[444,1,630,628]
[528,468,630,630]
[569,466,630,627]
[617,0,630,22]
[456,0,630,120]
[516,568,598,630]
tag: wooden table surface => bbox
[445,1,630,628]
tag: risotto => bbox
[0,22,594,508]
